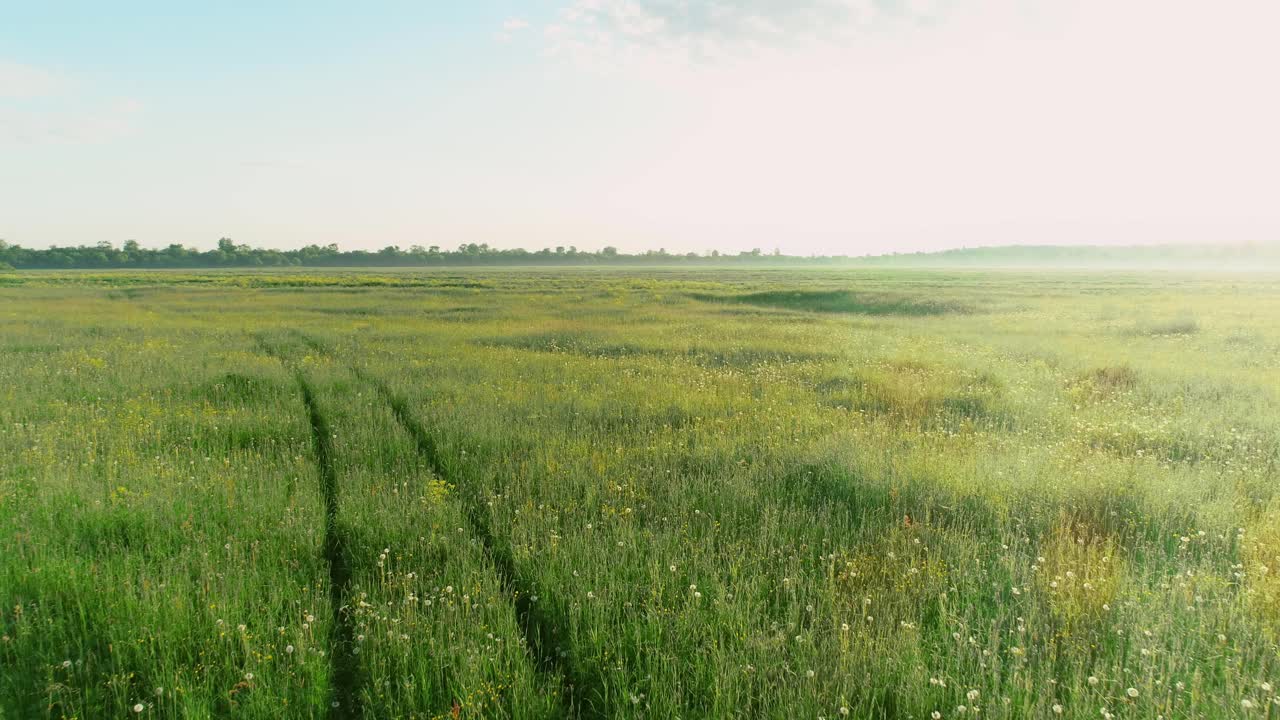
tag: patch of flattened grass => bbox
[690,289,972,316]
[1125,318,1199,337]
[477,331,836,367]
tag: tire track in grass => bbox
[258,338,358,720]
[352,367,604,719]
[296,372,359,720]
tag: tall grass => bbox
[2,269,1279,718]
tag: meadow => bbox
[2,268,1278,719]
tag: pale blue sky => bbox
[3,1,1278,254]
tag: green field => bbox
[2,269,1279,719]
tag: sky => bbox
[2,0,1278,256]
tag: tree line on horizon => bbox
[1,238,1276,270]
[0,238,814,269]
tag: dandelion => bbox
[1053,704,1063,714]
[61,660,72,669]
[1262,682,1273,693]
[807,670,815,678]
[967,690,980,701]
[133,703,145,713]
[932,712,942,719]
[286,645,295,654]
[1088,676,1099,686]
[1125,688,1138,698]
[839,708,849,716]
[245,673,254,681]
[1242,699,1255,710]
[587,591,595,599]
[305,614,315,623]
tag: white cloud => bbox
[535,0,1280,252]
[0,60,62,98]
[497,17,531,42]
[0,59,147,146]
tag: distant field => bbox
[2,269,1279,719]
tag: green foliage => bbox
[2,269,1279,718]
[2,238,1278,270]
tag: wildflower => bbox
[1125,688,1138,698]
[932,712,942,719]
[839,708,849,716]
[842,623,850,632]
[245,673,254,681]
[967,690,980,701]
[61,660,72,669]
[587,591,595,599]
[1053,704,1063,714]
[1088,676,1099,686]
